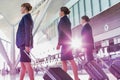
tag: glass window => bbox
[54,19,58,28]
[92,0,100,16]
[79,0,85,18]
[101,0,109,11]
[85,0,92,18]
[52,22,56,37]
[49,23,56,39]
[69,7,74,28]
[68,14,70,19]
[55,18,59,35]
[73,2,80,26]
[110,0,119,6]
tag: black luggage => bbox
[24,50,73,80]
[43,67,73,80]
[77,54,109,80]
[84,61,109,80]
[109,60,120,79]
[98,45,120,79]
[97,54,120,80]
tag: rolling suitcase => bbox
[108,60,120,80]
[77,56,109,80]
[43,67,73,80]
[97,56,120,80]
[84,61,109,80]
[24,50,73,80]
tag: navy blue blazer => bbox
[16,13,33,48]
[81,23,94,49]
[58,16,72,45]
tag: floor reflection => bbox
[0,72,116,80]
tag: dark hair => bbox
[82,15,90,22]
[60,7,70,15]
[21,3,32,11]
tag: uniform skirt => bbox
[61,45,74,61]
[19,46,31,62]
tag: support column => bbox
[10,26,16,76]
[11,26,16,65]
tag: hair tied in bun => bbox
[21,3,32,11]
[61,7,70,15]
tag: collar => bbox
[82,22,87,26]
[23,13,30,17]
[60,15,67,19]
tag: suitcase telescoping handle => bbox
[23,50,57,80]
[77,52,110,69]
[98,57,110,69]
[94,54,110,69]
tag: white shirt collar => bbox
[82,22,87,26]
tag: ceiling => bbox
[0,0,70,42]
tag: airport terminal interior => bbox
[0,0,120,80]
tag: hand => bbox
[25,46,31,53]
[81,48,87,52]
[56,44,60,50]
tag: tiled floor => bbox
[0,72,116,80]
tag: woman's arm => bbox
[58,21,66,46]
[24,15,32,47]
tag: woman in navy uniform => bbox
[81,15,94,80]
[81,15,94,62]
[16,3,34,80]
[57,7,80,80]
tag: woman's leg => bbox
[88,77,92,80]
[24,62,34,80]
[20,62,26,80]
[69,60,79,80]
[62,61,67,72]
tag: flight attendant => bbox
[81,15,94,63]
[81,15,94,80]
[16,3,34,80]
[57,7,80,80]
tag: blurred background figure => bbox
[80,15,94,80]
